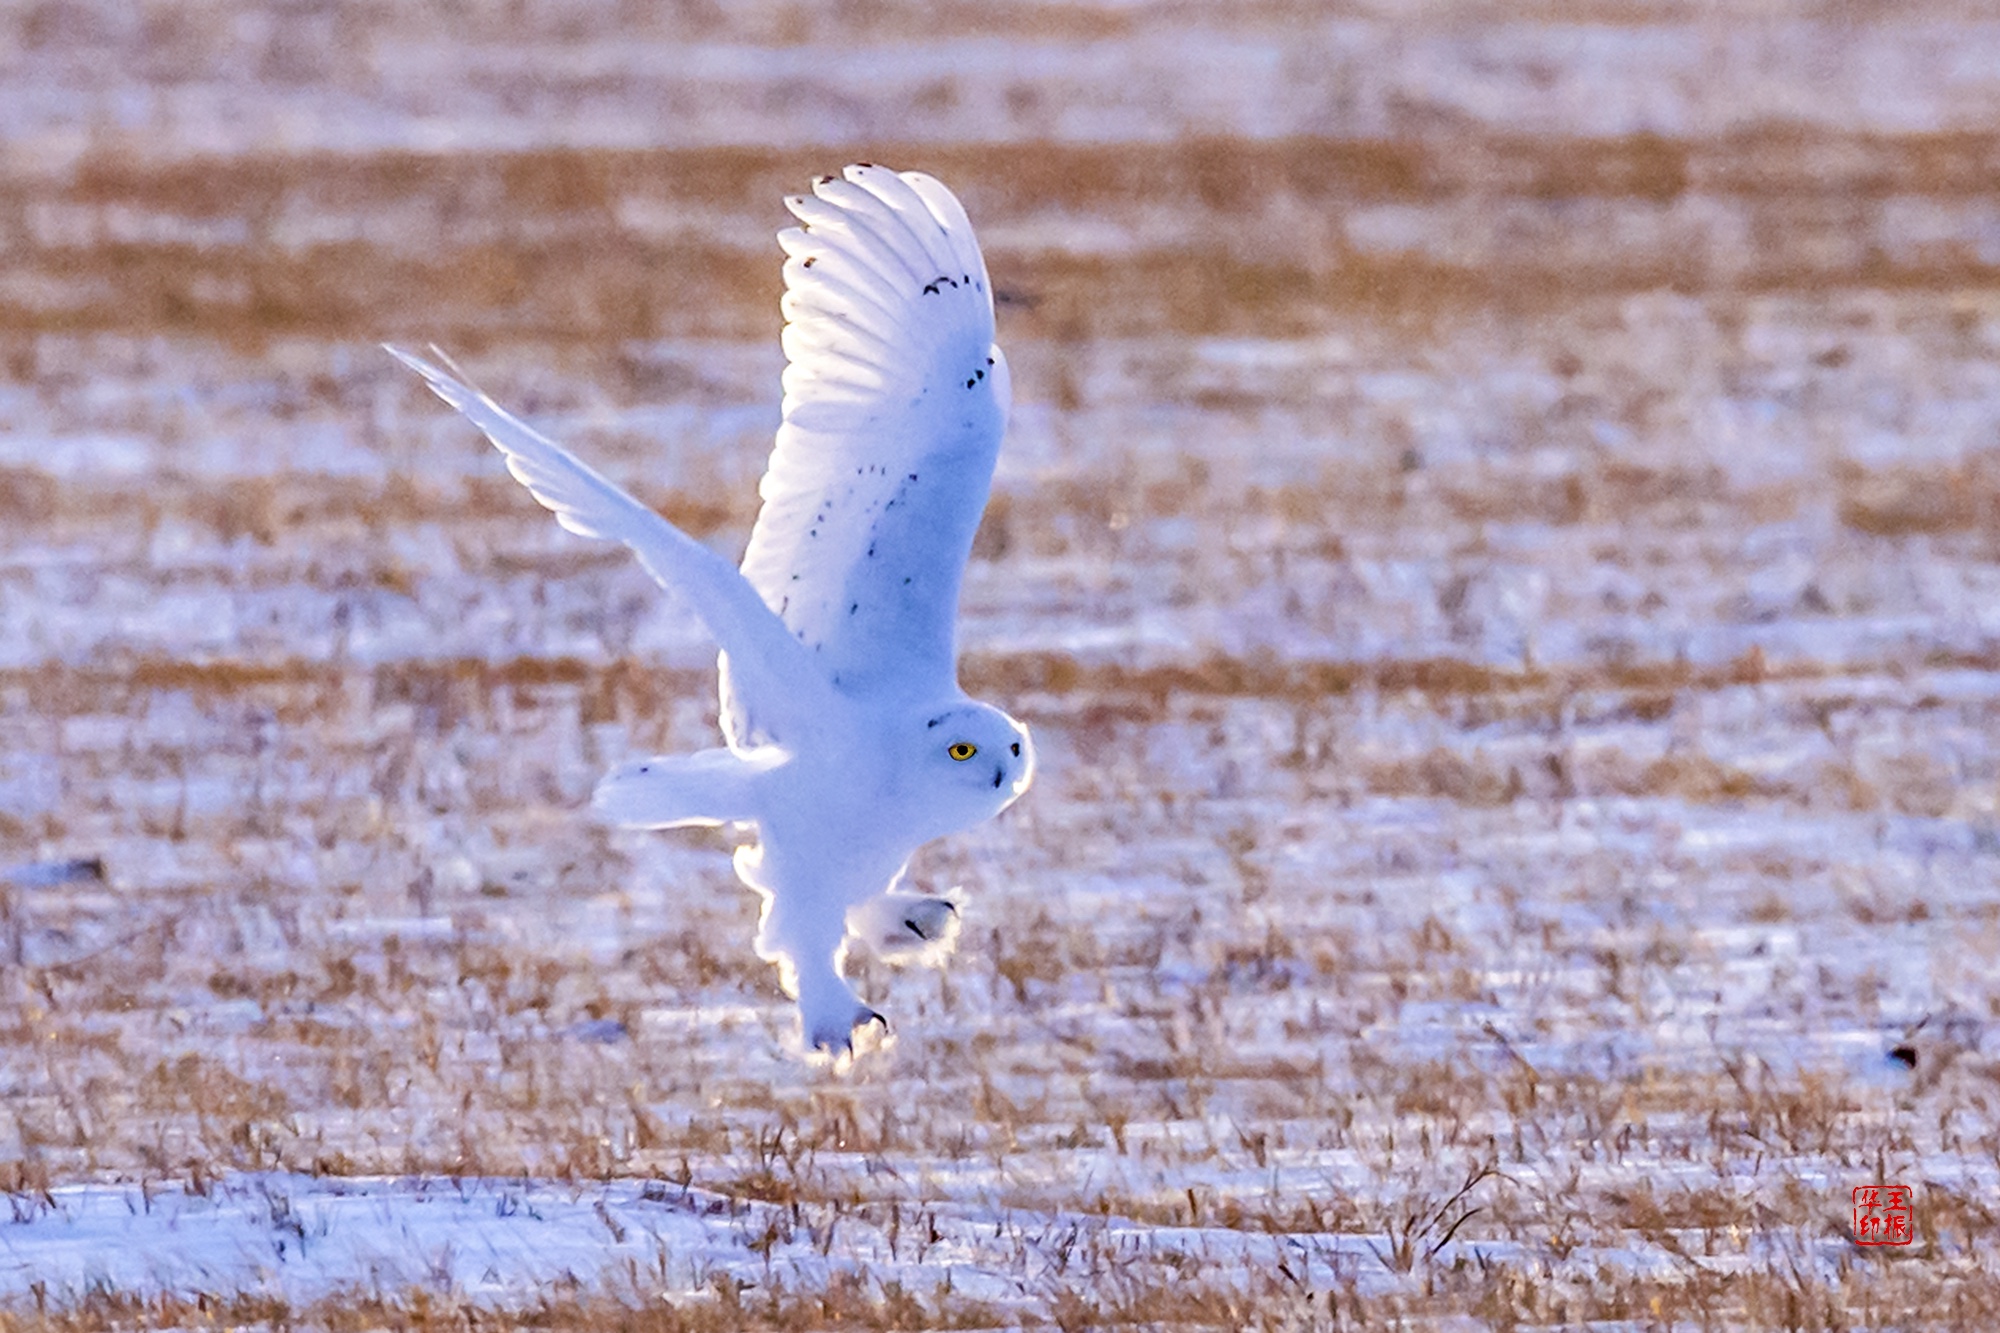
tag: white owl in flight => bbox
[389,165,1033,1057]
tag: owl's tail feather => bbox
[591,746,783,829]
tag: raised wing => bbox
[738,165,1011,702]
[386,345,824,739]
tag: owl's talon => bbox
[803,997,888,1058]
[902,899,959,941]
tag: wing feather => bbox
[780,277,904,345]
[779,251,907,327]
[902,172,990,287]
[777,337,890,391]
[778,312,903,369]
[386,345,825,740]
[782,197,918,294]
[843,166,962,275]
[809,177,952,280]
[738,166,1009,701]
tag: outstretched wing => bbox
[386,345,823,739]
[738,165,1011,702]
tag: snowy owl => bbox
[389,165,1033,1057]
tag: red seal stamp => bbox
[1852,1185,1914,1246]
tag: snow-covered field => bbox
[3,2,2000,1326]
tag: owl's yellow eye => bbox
[947,742,978,761]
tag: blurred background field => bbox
[3,1,2000,1326]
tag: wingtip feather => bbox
[385,342,487,415]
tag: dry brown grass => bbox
[12,128,2000,347]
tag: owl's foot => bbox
[802,999,888,1060]
[760,908,888,1062]
[899,896,959,942]
[851,890,963,965]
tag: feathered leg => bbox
[736,844,883,1056]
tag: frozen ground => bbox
[2,1,2000,1327]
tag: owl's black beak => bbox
[992,765,1005,788]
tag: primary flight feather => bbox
[389,165,1033,1058]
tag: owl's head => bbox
[913,699,1035,831]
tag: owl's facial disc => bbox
[923,701,1034,812]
